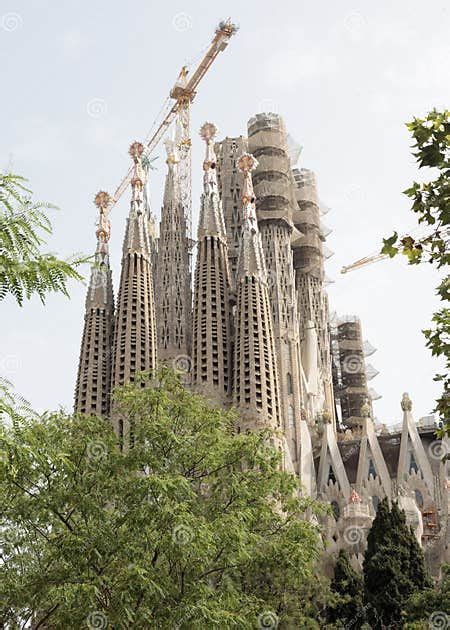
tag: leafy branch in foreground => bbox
[0,368,324,628]
[382,109,450,431]
[0,172,87,306]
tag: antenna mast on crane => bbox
[102,18,238,243]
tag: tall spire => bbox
[292,167,335,429]
[74,191,114,417]
[247,113,305,466]
[214,135,248,283]
[155,137,192,364]
[197,122,227,239]
[191,122,231,402]
[233,152,281,431]
[142,158,159,296]
[111,142,157,430]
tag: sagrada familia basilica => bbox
[74,111,449,575]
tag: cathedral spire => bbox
[111,142,157,431]
[155,136,192,364]
[74,191,114,417]
[233,152,281,432]
[191,122,231,401]
[235,153,267,280]
[197,122,227,240]
[247,113,305,467]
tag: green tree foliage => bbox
[405,563,450,626]
[0,172,85,306]
[327,550,365,628]
[381,110,449,431]
[0,369,323,628]
[363,498,431,627]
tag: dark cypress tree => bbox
[363,497,432,627]
[328,550,365,627]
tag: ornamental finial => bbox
[200,122,218,192]
[129,141,145,193]
[200,122,217,143]
[401,392,412,412]
[129,141,144,162]
[94,191,111,251]
[349,488,362,504]
[238,153,259,231]
[164,137,179,165]
[94,190,111,211]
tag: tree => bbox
[0,369,323,628]
[381,109,449,432]
[405,563,450,626]
[363,498,431,627]
[327,550,365,628]
[0,172,85,306]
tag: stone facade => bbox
[156,140,191,365]
[75,114,448,574]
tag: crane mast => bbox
[106,18,238,238]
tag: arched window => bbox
[372,495,380,512]
[409,452,419,474]
[287,373,293,395]
[368,459,377,479]
[328,465,336,484]
[414,489,424,508]
[331,500,340,520]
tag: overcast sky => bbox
[1,0,448,425]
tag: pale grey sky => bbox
[1,0,448,425]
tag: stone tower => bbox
[335,316,372,428]
[292,167,335,422]
[156,138,192,364]
[191,123,232,403]
[233,152,281,432]
[143,175,158,297]
[215,136,248,283]
[111,142,158,402]
[247,113,303,460]
[74,191,114,417]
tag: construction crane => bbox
[341,251,387,274]
[104,18,238,238]
[341,225,438,274]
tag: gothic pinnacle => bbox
[200,122,219,194]
[237,152,259,232]
[129,141,145,214]
[94,191,111,255]
[197,122,226,240]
